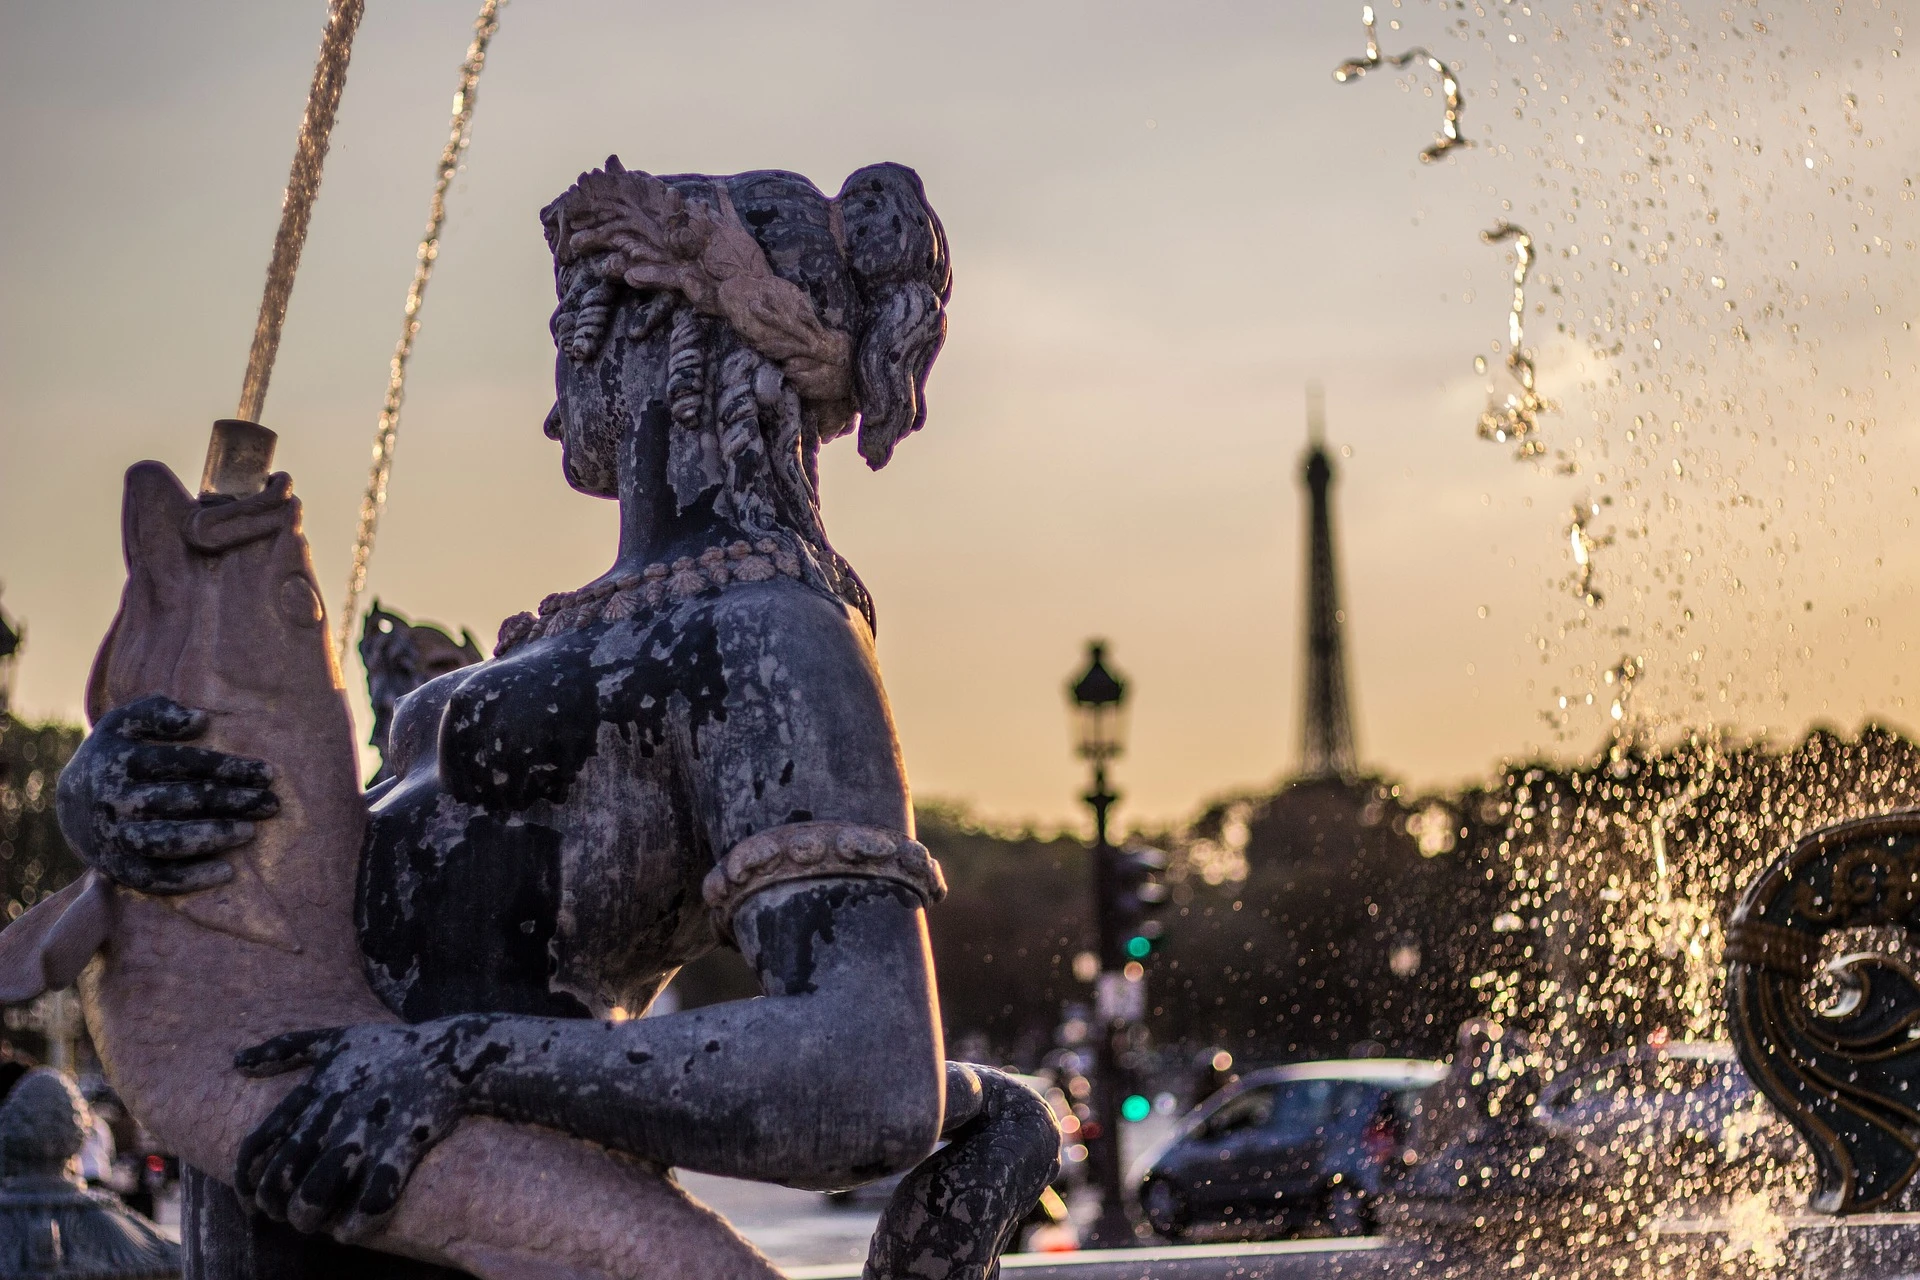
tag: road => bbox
[676,1173,881,1270]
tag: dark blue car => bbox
[1137,1059,1445,1241]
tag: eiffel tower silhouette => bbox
[1298,385,1356,780]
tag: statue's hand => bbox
[234,1016,499,1238]
[55,695,277,895]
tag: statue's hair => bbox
[540,161,948,628]
[542,160,950,469]
[836,163,951,469]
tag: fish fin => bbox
[0,873,113,1003]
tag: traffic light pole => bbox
[1083,766,1135,1248]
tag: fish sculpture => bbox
[0,452,781,1279]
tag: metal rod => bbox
[336,0,505,663]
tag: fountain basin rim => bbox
[1651,1210,1920,1235]
[784,1236,1391,1279]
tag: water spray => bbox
[203,0,366,502]
[1478,222,1553,460]
[1605,653,1643,726]
[1332,4,1468,163]
[336,0,506,664]
[1567,500,1611,609]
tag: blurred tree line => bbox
[905,780,1510,1070]
[0,714,85,923]
[19,700,1909,1083]
[0,713,86,1064]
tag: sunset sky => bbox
[4,1,1917,830]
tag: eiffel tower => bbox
[1298,386,1356,780]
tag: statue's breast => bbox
[438,613,728,812]
[358,627,724,1021]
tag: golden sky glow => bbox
[3,2,1917,829]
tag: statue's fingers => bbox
[285,1141,364,1236]
[620,264,683,291]
[106,695,208,743]
[235,1028,343,1077]
[252,1091,347,1222]
[127,782,279,821]
[116,818,256,860]
[236,1082,319,1198]
[124,744,274,788]
[108,855,235,896]
[347,1158,410,1236]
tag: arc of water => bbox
[335,0,506,665]
[232,0,366,429]
[1477,222,1554,459]
[1332,4,1468,163]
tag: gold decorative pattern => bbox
[1795,842,1920,925]
[1723,919,1817,978]
[494,539,803,656]
[703,821,947,938]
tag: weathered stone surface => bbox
[1727,811,1920,1215]
[25,157,1051,1279]
[863,1062,1061,1280]
[55,462,783,1278]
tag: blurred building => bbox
[0,593,19,719]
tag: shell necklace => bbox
[494,538,802,656]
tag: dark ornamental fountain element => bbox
[0,1068,177,1279]
[1726,811,1920,1214]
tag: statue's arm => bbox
[479,875,943,1183]
[233,875,943,1237]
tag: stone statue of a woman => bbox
[55,159,1059,1279]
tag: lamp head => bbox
[1068,640,1128,762]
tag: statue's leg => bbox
[182,1166,473,1280]
[863,1064,1063,1280]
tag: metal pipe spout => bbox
[199,419,278,498]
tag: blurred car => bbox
[1374,1020,1563,1229]
[1532,1041,1800,1182]
[1382,1034,1802,1235]
[1136,1058,1447,1241]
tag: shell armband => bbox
[703,821,946,938]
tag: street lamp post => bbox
[1067,641,1136,1247]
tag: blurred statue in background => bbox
[357,603,481,785]
[0,1068,177,1279]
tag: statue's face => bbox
[546,357,607,499]
[545,328,635,499]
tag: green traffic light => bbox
[1121,1094,1152,1123]
[1125,935,1152,959]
